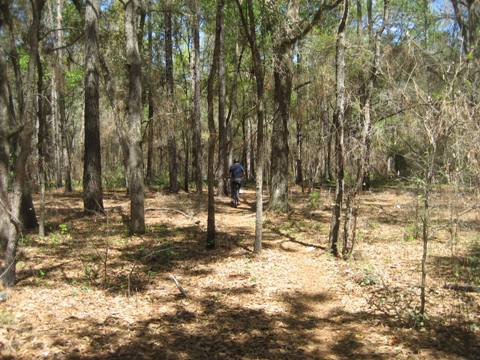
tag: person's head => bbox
[233,159,239,164]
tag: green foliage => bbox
[19,49,29,72]
[308,191,322,210]
[403,223,418,242]
[358,266,381,286]
[59,223,69,235]
[103,168,126,190]
[65,68,83,91]
[18,234,34,247]
[408,309,428,329]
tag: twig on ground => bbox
[127,264,137,297]
[145,207,193,219]
[169,274,188,297]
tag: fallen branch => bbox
[169,274,188,297]
[443,283,480,293]
[145,207,192,219]
[127,264,137,297]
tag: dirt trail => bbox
[0,189,477,359]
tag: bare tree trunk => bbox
[329,0,348,257]
[249,117,255,179]
[236,0,266,252]
[295,51,304,190]
[146,14,154,186]
[165,4,178,193]
[189,0,202,194]
[37,45,46,237]
[217,0,228,197]
[0,41,12,274]
[183,129,189,192]
[207,0,224,249]
[322,100,332,182]
[146,95,154,185]
[125,0,145,234]
[2,0,45,287]
[83,0,104,213]
[270,45,292,212]
[356,0,362,36]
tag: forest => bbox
[0,0,479,358]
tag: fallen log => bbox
[443,283,480,293]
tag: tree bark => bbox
[295,51,304,190]
[268,0,342,211]
[190,0,202,193]
[328,0,348,257]
[0,38,12,270]
[83,0,104,213]
[270,44,292,212]
[207,0,225,249]
[165,4,178,193]
[37,42,47,237]
[217,0,228,197]
[146,14,154,185]
[125,0,145,234]
[1,0,45,287]
[236,0,266,252]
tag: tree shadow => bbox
[430,240,480,286]
[47,287,479,360]
[61,290,333,359]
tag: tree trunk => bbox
[146,14,154,186]
[217,0,228,197]
[0,43,12,272]
[270,45,291,212]
[295,51,303,190]
[37,46,46,237]
[190,0,202,194]
[183,130,189,192]
[328,0,348,257]
[125,0,145,234]
[236,0,266,252]
[19,190,38,229]
[207,0,225,249]
[2,0,45,287]
[165,4,178,193]
[83,0,104,213]
[323,100,332,182]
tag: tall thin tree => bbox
[329,0,349,257]
[165,2,179,193]
[125,0,145,234]
[83,0,104,213]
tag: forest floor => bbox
[0,186,479,359]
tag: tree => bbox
[189,0,202,194]
[165,1,179,194]
[145,10,155,186]
[0,0,45,287]
[328,0,348,257]
[236,0,266,252]
[125,0,145,234]
[83,0,104,213]
[206,0,225,249]
[216,0,228,197]
[269,0,342,212]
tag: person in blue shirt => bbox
[229,159,245,207]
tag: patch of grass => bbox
[0,310,14,326]
[18,234,34,246]
[403,223,418,242]
[308,191,322,210]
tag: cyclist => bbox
[229,159,245,207]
